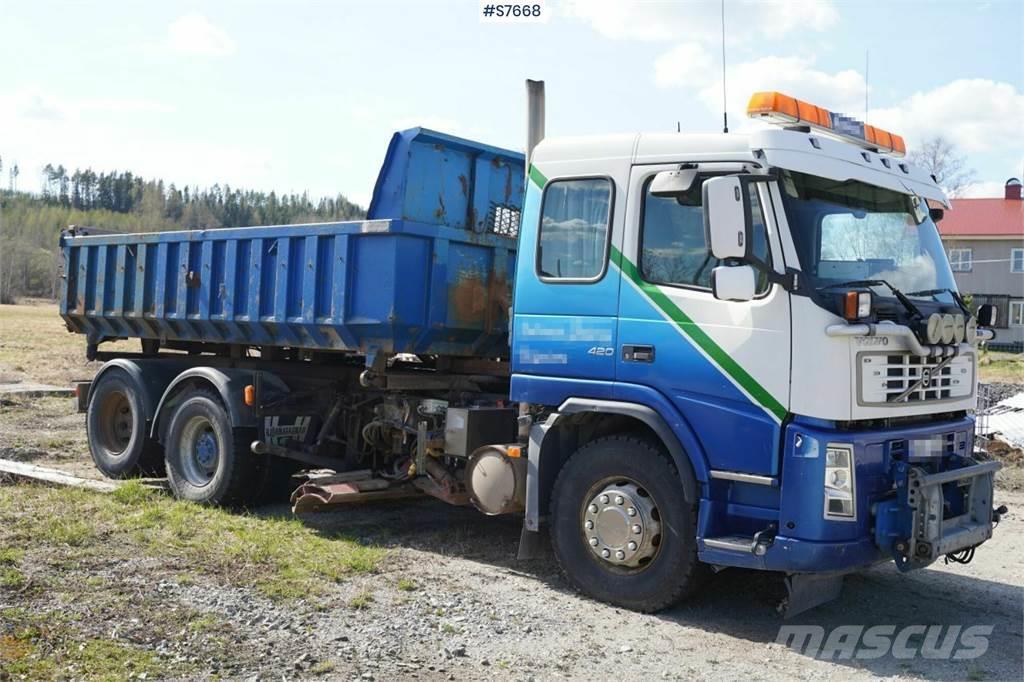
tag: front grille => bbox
[859,352,974,405]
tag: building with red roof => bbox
[939,178,1024,348]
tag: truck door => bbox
[510,169,624,402]
[614,164,791,476]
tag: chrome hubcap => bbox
[582,480,661,568]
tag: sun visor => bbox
[750,128,950,208]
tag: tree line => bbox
[0,156,364,302]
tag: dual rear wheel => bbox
[86,371,263,506]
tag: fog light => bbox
[824,444,856,520]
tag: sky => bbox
[1,0,1021,208]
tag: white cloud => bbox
[562,0,837,43]
[652,44,866,132]
[959,181,1006,198]
[869,79,1024,154]
[0,90,269,194]
[654,43,714,89]
[166,13,235,57]
[649,43,1023,166]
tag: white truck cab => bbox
[512,91,1001,615]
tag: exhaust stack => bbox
[526,79,545,166]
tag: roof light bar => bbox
[747,91,906,157]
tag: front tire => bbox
[164,388,262,507]
[549,435,706,612]
[86,368,163,478]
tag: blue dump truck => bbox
[62,84,1005,615]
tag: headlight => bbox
[926,313,943,344]
[966,317,978,345]
[824,444,856,520]
[941,314,955,344]
[953,314,966,344]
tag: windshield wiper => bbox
[905,287,971,316]
[818,279,923,319]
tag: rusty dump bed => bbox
[58,128,524,358]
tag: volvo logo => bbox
[921,368,932,389]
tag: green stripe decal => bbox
[611,246,787,422]
[528,164,547,189]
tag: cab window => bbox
[639,176,771,293]
[537,178,613,281]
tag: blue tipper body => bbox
[59,128,523,357]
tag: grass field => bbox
[979,350,1024,384]
[0,481,383,680]
[0,301,133,387]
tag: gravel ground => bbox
[2,487,1022,681]
[979,382,1024,407]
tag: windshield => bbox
[778,170,958,303]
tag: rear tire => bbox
[164,387,263,507]
[549,435,706,612]
[86,368,163,478]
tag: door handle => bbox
[622,344,655,363]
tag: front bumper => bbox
[699,415,1001,574]
[875,459,1000,570]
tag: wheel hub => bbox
[181,416,219,485]
[194,431,218,471]
[97,391,133,455]
[583,481,661,568]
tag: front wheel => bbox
[164,388,262,507]
[549,435,706,612]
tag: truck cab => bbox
[511,92,1001,614]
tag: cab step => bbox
[702,535,754,552]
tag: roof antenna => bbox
[864,49,869,121]
[721,0,728,133]
[677,121,681,133]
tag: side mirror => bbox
[977,304,998,327]
[711,265,757,302]
[703,176,752,261]
[650,168,698,197]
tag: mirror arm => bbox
[747,258,803,293]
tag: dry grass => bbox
[0,481,385,603]
[979,350,1024,384]
[0,301,134,387]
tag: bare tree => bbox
[908,136,977,198]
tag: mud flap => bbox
[517,524,542,560]
[780,573,844,619]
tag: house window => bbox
[537,177,613,281]
[948,248,972,272]
[1011,301,1024,327]
[1011,248,1024,273]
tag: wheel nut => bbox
[601,548,611,558]
[632,524,642,534]
[589,537,599,547]
[588,504,598,513]
[627,507,637,517]
[585,520,594,530]
[615,495,624,505]
[600,494,609,504]
[627,541,637,551]
[615,550,625,560]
